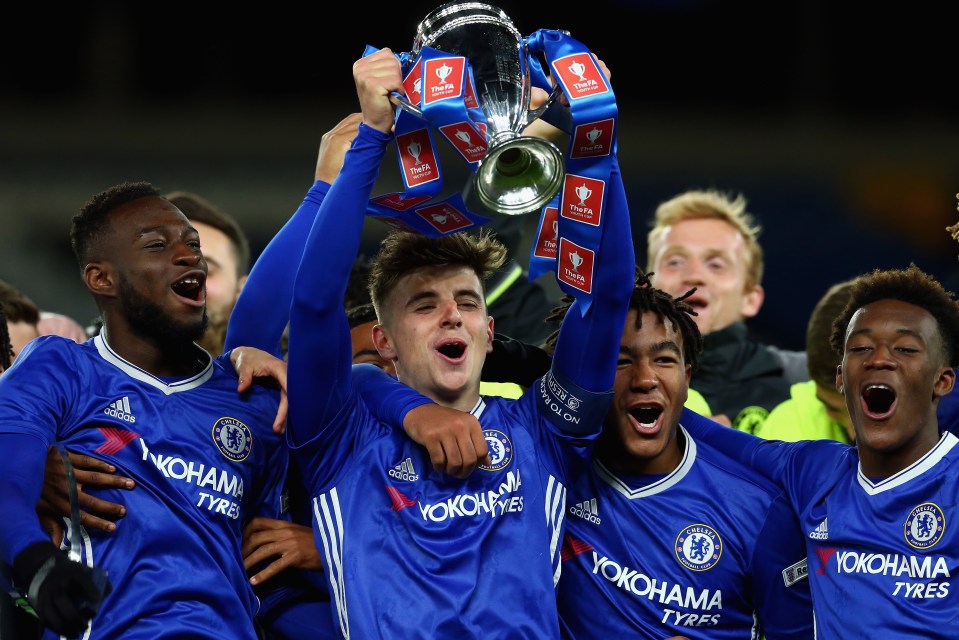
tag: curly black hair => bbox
[543,267,703,369]
[830,264,959,367]
[0,305,12,371]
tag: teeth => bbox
[866,384,891,391]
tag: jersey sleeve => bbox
[680,407,795,485]
[0,338,80,563]
[351,364,434,428]
[287,124,393,448]
[539,156,634,435]
[224,181,331,357]
[750,490,814,639]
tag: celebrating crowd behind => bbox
[1,11,958,640]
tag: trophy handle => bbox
[389,91,424,118]
[526,83,562,125]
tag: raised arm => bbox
[286,49,402,445]
[545,156,635,434]
[225,113,362,357]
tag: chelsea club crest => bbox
[675,524,723,571]
[480,429,512,471]
[212,417,253,462]
[904,502,945,550]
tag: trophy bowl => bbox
[409,1,565,216]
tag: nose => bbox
[865,343,897,370]
[439,300,463,327]
[628,360,657,392]
[173,241,203,266]
[680,259,706,285]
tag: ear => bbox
[84,262,116,298]
[933,366,955,400]
[236,274,248,294]
[684,363,692,385]
[372,323,397,361]
[485,315,494,354]
[835,363,844,394]
[739,283,764,319]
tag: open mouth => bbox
[436,339,466,360]
[684,294,707,312]
[862,384,897,420]
[171,274,205,303]
[628,405,664,431]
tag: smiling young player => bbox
[680,264,959,638]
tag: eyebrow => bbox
[620,340,682,356]
[405,288,482,307]
[848,327,924,341]
[136,224,198,238]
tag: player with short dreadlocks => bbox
[550,268,813,638]
[543,268,702,364]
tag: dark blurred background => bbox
[1,1,956,350]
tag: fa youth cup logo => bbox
[569,251,584,272]
[575,183,592,206]
[568,60,587,82]
[407,140,423,165]
[436,63,453,84]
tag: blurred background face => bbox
[815,382,853,440]
[351,320,396,375]
[650,218,762,335]
[193,221,245,324]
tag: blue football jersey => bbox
[293,379,601,639]
[682,408,959,638]
[0,334,288,639]
[284,121,634,639]
[557,426,813,639]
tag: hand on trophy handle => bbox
[353,47,405,134]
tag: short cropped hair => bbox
[807,280,855,388]
[368,230,508,322]
[830,264,959,368]
[646,189,764,288]
[165,191,250,277]
[71,181,161,270]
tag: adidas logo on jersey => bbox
[809,518,828,540]
[103,397,137,423]
[569,498,601,524]
[388,457,419,482]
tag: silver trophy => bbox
[393,2,565,216]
